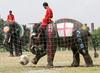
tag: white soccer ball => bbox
[3,26,10,33]
[19,55,29,65]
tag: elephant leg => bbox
[14,40,19,56]
[78,37,93,66]
[9,47,14,56]
[75,30,93,66]
[15,46,22,56]
[18,39,22,55]
[14,46,20,56]
[8,41,14,57]
[14,37,22,56]
[80,49,93,67]
[71,46,80,67]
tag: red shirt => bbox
[42,7,53,28]
[7,14,15,23]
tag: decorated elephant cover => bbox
[57,22,74,37]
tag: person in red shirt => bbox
[41,2,54,67]
[7,10,15,24]
[42,2,53,29]
[31,2,54,66]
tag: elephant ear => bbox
[19,24,24,37]
[16,23,24,38]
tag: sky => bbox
[0,0,100,28]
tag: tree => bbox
[0,19,5,51]
[0,19,4,43]
[92,27,100,49]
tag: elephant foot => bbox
[84,55,93,67]
[47,60,54,68]
[85,62,93,67]
[15,53,22,57]
[71,62,79,67]
[31,57,39,65]
[46,64,54,68]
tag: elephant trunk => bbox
[90,33,99,58]
[94,51,99,58]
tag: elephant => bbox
[29,18,98,67]
[3,21,24,56]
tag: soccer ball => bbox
[19,55,29,65]
[3,26,10,33]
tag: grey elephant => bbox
[3,21,24,56]
[29,18,98,67]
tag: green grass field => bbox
[0,51,100,73]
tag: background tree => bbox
[0,19,5,51]
[92,27,100,50]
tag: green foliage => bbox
[0,19,4,25]
[92,27,100,49]
[0,19,5,52]
[0,19,4,43]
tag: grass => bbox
[0,51,100,73]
